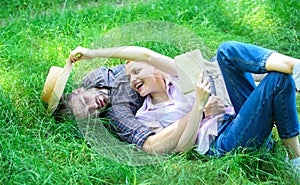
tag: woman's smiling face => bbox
[126,61,163,97]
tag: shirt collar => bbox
[145,77,176,110]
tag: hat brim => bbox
[47,62,73,113]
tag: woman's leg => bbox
[217,40,300,111]
[266,51,300,91]
[214,72,299,158]
[217,41,273,113]
[283,137,300,159]
[264,51,300,159]
[216,41,300,159]
[265,52,300,74]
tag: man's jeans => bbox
[208,41,299,156]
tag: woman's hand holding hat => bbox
[69,46,92,63]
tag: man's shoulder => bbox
[82,64,126,89]
[110,64,126,77]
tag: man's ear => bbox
[72,87,84,94]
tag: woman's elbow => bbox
[142,138,159,155]
[141,137,174,155]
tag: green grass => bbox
[1,0,300,184]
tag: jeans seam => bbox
[224,63,244,109]
[237,90,274,147]
[230,57,265,69]
[220,84,275,150]
[276,79,299,139]
[279,87,288,138]
[225,50,274,73]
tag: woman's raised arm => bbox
[69,46,178,76]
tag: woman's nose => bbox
[130,75,137,84]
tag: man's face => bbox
[70,87,110,118]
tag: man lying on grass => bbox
[42,41,300,175]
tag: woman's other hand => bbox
[203,96,226,117]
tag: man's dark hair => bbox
[53,91,110,121]
[53,93,74,121]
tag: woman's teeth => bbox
[135,82,143,89]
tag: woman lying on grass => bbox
[68,41,300,174]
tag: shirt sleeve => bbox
[81,67,109,89]
[106,104,155,148]
[106,70,155,148]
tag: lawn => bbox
[1,0,300,184]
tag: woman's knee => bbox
[268,72,295,90]
[217,41,240,62]
[280,73,295,91]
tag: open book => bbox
[175,49,208,94]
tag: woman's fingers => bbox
[70,53,82,63]
[196,71,211,93]
[69,46,86,63]
[195,70,211,105]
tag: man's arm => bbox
[69,46,178,76]
[107,103,156,148]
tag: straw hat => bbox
[41,61,73,113]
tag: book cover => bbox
[175,49,207,94]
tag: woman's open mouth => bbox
[134,81,144,91]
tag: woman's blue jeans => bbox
[209,41,300,156]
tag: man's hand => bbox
[203,96,226,117]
